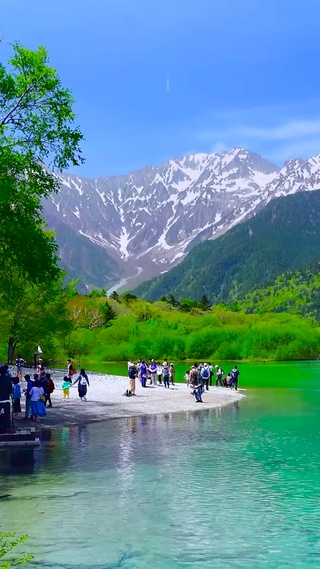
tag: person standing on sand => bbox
[231,366,240,390]
[215,365,224,387]
[37,358,45,373]
[200,363,210,391]
[149,359,157,385]
[156,362,162,385]
[73,368,90,401]
[209,362,214,386]
[128,363,136,395]
[24,374,34,419]
[190,365,199,387]
[140,361,147,388]
[137,358,142,384]
[12,377,22,419]
[45,372,55,407]
[29,380,46,421]
[67,359,76,379]
[169,363,175,386]
[62,376,71,399]
[162,360,170,389]
[15,355,25,380]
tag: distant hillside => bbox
[235,263,320,321]
[134,189,320,302]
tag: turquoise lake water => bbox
[1,361,320,568]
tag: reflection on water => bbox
[1,378,320,568]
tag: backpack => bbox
[190,369,198,382]
[162,366,169,378]
[129,367,136,379]
[69,366,76,376]
[201,367,209,379]
[80,376,87,386]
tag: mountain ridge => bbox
[43,147,320,291]
[133,189,320,302]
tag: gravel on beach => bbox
[18,371,245,429]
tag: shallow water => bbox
[2,361,320,568]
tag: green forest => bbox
[235,263,320,320]
[1,286,320,365]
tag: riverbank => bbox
[18,372,244,429]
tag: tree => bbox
[0,273,72,363]
[179,298,199,313]
[89,288,107,298]
[63,328,95,360]
[103,301,116,323]
[200,295,211,311]
[167,294,179,307]
[121,293,137,306]
[68,296,114,330]
[109,291,119,301]
[0,43,84,294]
[0,532,33,568]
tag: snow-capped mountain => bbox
[43,148,320,291]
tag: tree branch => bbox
[1,85,34,126]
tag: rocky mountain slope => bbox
[44,148,320,291]
[134,190,320,302]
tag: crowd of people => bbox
[0,357,90,433]
[0,354,241,433]
[125,359,240,402]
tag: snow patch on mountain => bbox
[44,148,320,291]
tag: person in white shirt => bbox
[156,363,162,385]
[215,365,225,387]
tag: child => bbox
[29,380,46,421]
[184,370,190,386]
[12,376,22,419]
[62,376,71,399]
[225,373,232,388]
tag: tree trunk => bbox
[7,337,16,365]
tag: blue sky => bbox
[2,0,320,176]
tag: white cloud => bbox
[232,120,320,141]
[268,137,320,162]
[193,101,320,163]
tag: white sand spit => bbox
[20,372,245,428]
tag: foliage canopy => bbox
[0,43,83,293]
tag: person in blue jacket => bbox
[231,366,240,390]
[140,361,147,388]
[149,359,157,385]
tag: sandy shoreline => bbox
[17,371,245,429]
